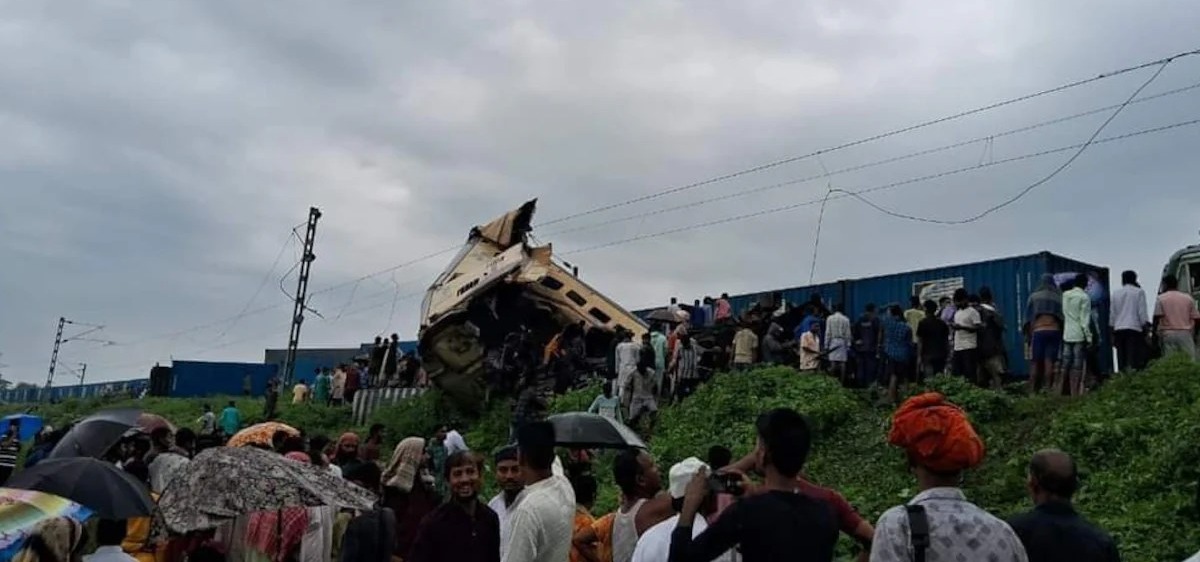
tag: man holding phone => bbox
[669,408,839,562]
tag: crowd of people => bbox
[9,377,1148,562]
[6,270,1195,562]
[653,270,1198,406]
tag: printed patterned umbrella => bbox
[226,422,299,448]
[0,489,93,561]
[156,446,377,534]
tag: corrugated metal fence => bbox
[351,387,428,426]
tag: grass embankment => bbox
[5,357,1198,561]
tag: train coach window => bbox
[588,307,612,323]
[540,277,564,290]
[566,290,587,306]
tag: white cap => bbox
[669,457,709,499]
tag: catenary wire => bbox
[214,227,299,339]
[537,47,1200,227]
[542,78,1200,238]
[561,117,1200,255]
[826,55,1173,225]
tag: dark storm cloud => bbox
[1,0,1198,383]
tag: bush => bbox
[653,368,859,468]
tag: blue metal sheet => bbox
[170,360,278,397]
[843,251,1112,376]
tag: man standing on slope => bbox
[1155,274,1200,361]
[1110,270,1150,372]
[1061,274,1093,395]
[870,393,1027,562]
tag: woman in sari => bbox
[380,437,438,560]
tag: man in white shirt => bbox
[950,289,983,384]
[502,422,575,562]
[631,457,733,562]
[824,304,853,384]
[614,331,641,402]
[1109,270,1149,373]
[84,519,138,562]
[488,445,525,560]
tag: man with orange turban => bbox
[869,393,1028,562]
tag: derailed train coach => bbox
[418,200,648,411]
[636,251,1112,377]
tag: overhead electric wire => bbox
[808,155,835,285]
[537,47,1200,228]
[106,244,460,350]
[827,57,1174,225]
[561,117,1200,255]
[215,227,299,339]
[543,78,1200,238]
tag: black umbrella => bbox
[546,412,647,449]
[7,457,154,519]
[48,408,141,459]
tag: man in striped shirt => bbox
[0,421,21,484]
[670,333,703,403]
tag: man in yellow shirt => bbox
[732,324,759,371]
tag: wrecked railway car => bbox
[418,200,648,410]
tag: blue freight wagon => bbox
[633,251,1112,377]
[0,378,148,404]
[169,360,278,397]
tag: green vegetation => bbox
[5,357,1199,561]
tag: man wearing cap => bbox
[870,393,1028,562]
[631,458,732,562]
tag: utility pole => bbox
[42,318,106,401]
[283,207,321,384]
[43,317,66,401]
[77,363,87,387]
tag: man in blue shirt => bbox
[882,305,914,404]
[219,401,241,438]
[852,304,882,387]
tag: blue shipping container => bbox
[170,360,278,397]
[843,251,1111,377]
[631,251,1111,377]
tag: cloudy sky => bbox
[3,0,1199,385]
